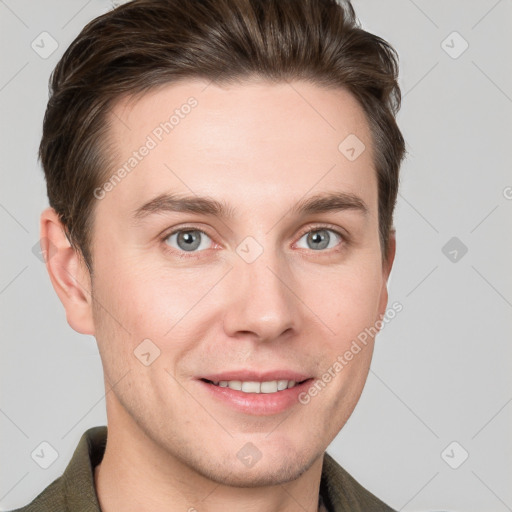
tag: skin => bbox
[41,79,395,512]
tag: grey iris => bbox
[308,230,330,250]
[177,230,202,251]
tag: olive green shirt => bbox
[9,426,396,511]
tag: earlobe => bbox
[40,207,95,335]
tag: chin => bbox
[203,462,310,488]
[193,446,320,488]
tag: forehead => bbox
[101,79,377,220]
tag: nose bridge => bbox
[221,237,298,340]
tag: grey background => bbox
[1,0,511,510]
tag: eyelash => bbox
[160,223,347,259]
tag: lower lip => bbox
[198,379,314,416]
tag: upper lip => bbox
[199,370,312,383]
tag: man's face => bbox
[88,79,392,486]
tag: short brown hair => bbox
[40,0,406,273]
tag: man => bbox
[11,0,405,510]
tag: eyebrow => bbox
[131,191,369,223]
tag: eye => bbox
[163,228,214,254]
[295,227,344,251]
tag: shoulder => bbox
[321,451,396,512]
[5,426,106,512]
[6,477,66,512]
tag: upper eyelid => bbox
[296,223,345,239]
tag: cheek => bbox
[90,254,223,361]
[94,269,172,342]
[297,260,384,345]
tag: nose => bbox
[221,248,299,342]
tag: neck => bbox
[94,403,325,512]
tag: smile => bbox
[202,379,306,394]
[198,375,314,415]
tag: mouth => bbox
[200,378,310,394]
[197,374,314,415]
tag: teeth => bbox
[260,381,277,393]
[227,380,242,391]
[241,381,260,393]
[277,380,288,391]
[211,379,301,394]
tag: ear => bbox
[377,229,396,321]
[39,207,95,335]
